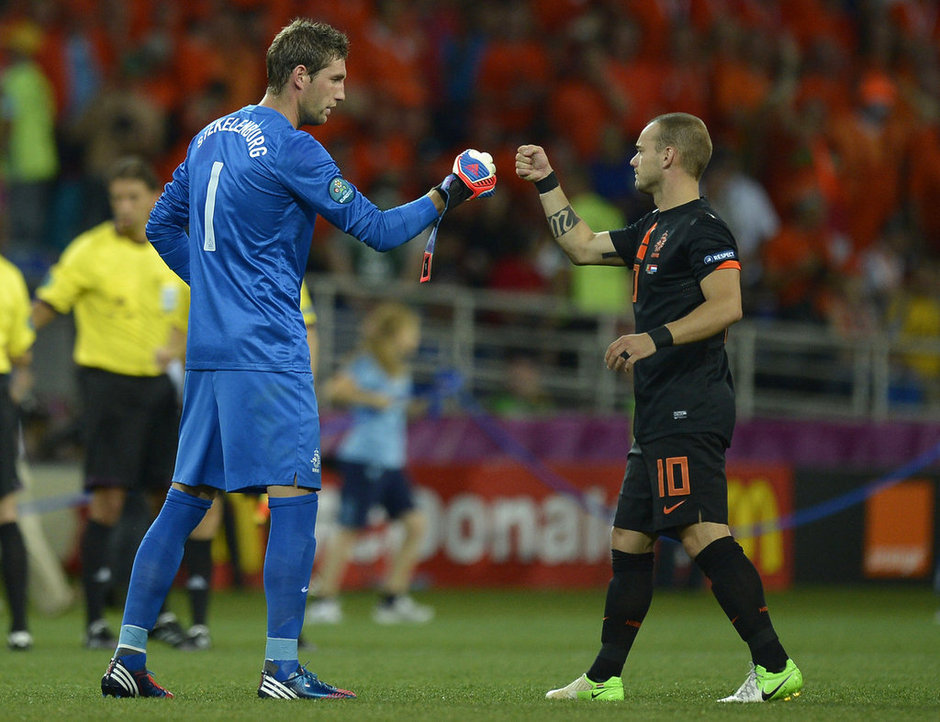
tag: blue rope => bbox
[733,438,940,538]
[455,390,940,540]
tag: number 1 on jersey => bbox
[204,161,224,251]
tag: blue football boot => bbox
[257,660,355,700]
[101,657,174,698]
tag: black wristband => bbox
[647,325,673,349]
[534,171,559,193]
[433,173,472,211]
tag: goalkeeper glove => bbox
[433,149,497,211]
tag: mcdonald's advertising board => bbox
[726,463,794,589]
[311,460,795,590]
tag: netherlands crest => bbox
[651,231,669,258]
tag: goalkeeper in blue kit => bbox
[100,18,495,701]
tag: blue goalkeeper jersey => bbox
[147,104,438,372]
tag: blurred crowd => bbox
[1,1,939,362]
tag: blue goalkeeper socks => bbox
[263,492,319,680]
[265,638,300,680]
[117,488,212,659]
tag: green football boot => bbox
[545,673,624,701]
[719,659,803,702]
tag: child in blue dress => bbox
[306,302,433,624]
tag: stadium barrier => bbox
[18,414,939,591]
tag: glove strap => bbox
[420,187,451,283]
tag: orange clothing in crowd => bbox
[605,56,664,138]
[762,222,832,313]
[711,51,773,122]
[477,38,551,134]
[889,0,940,43]
[358,8,429,111]
[660,51,711,124]
[548,77,611,160]
[687,0,779,35]
[908,124,940,255]
[625,2,670,59]
[350,133,417,195]
[827,106,910,250]
[798,75,853,117]
[783,0,856,52]
[529,0,589,31]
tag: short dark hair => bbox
[650,113,713,181]
[108,156,160,191]
[266,19,349,94]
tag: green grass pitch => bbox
[3,585,938,721]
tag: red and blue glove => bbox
[422,150,496,283]
[433,149,497,211]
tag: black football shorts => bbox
[78,367,179,492]
[613,433,729,535]
[0,375,22,497]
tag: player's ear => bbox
[291,64,308,90]
[661,145,676,170]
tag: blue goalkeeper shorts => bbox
[172,369,321,494]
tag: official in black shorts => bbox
[0,376,22,499]
[0,252,36,649]
[518,112,802,703]
[78,367,179,494]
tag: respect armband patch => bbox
[329,177,355,204]
[703,249,737,265]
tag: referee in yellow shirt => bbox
[0,252,35,650]
[32,157,189,649]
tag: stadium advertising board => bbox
[863,479,935,579]
[727,463,794,589]
[313,460,794,590]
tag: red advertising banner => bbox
[312,459,794,590]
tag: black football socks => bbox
[0,522,28,632]
[694,536,788,672]
[183,538,213,626]
[587,550,655,683]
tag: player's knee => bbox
[0,493,18,523]
[88,488,126,525]
[171,481,218,500]
[679,521,732,559]
[611,526,655,554]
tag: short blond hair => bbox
[650,113,713,180]
[362,302,420,357]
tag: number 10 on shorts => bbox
[657,456,690,498]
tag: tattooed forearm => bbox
[548,205,580,238]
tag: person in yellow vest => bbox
[0,252,35,649]
[31,157,190,649]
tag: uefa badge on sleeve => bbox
[329,177,354,204]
